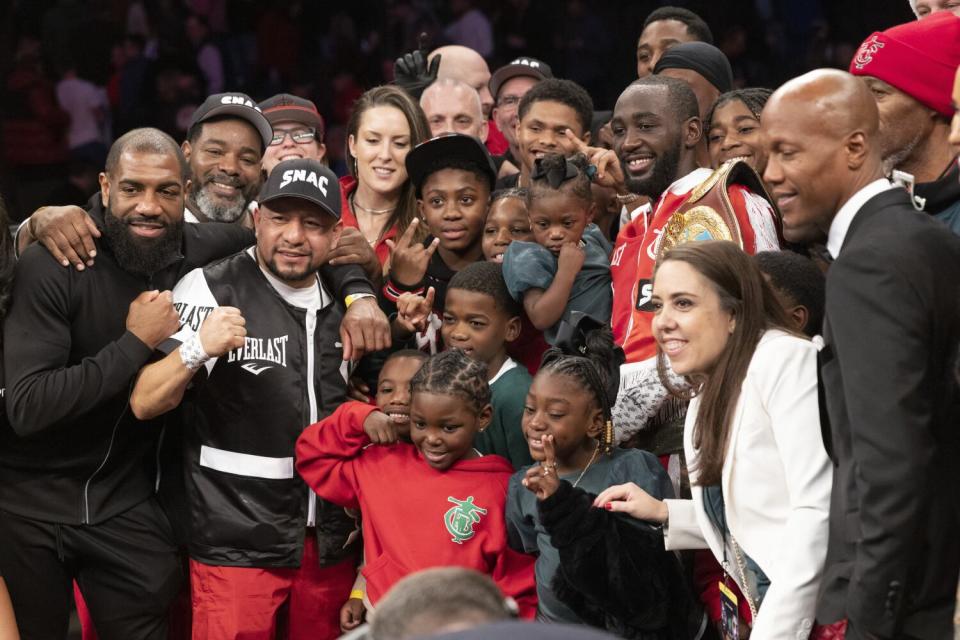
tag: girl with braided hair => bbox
[505,323,699,637]
[296,349,537,619]
[705,87,773,173]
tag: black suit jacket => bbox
[816,188,960,639]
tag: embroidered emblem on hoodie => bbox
[444,496,487,544]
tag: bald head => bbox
[429,45,493,117]
[769,69,879,140]
[420,78,488,141]
[762,69,885,244]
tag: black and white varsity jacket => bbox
[166,247,357,568]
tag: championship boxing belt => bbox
[656,158,781,262]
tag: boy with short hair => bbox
[382,134,497,353]
[754,251,826,338]
[442,262,534,469]
[496,78,594,190]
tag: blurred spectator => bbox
[444,0,494,58]
[3,37,69,170]
[56,59,110,169]
[47,159,99,207]
[185,12,224,94]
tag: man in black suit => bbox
[762,69,960,640]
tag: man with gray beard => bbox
[181,92,273,226]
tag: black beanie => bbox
[653,41,733,93]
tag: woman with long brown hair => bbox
[595,241,831,640]
[339,85,431,276]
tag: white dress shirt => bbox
[826,178,894,258]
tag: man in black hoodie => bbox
[0,128,381,639]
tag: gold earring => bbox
[604,419,613,454]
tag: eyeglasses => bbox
[269,128,316,146]
[497,95,522,108]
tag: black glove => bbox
[393,49,440,99]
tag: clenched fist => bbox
[127,290,180,350]
[557,242,585,276]
[198,307,247,357]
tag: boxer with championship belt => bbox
[573,77,780,483]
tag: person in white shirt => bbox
[596,240,831,640]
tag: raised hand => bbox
[327,226,383,283]
[522,434,561,500]
[395,287,436,335]
[393,37,440,99]
[384,219,439,287]
[363,410,398,445]
[557,242,585,276]
[126,290,180,350]
[198,307,247,357]
[592,482,669,523]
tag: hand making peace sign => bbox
[385,219,440,287]
[522,434,561,501]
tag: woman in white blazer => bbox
[596,241,832,640]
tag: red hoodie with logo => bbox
[295,401,537,616]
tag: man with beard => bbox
[602,76,779,375]
[763,68,960,640]
[128,159,359,639]
[16,93,388,360]
[586,75,779,635]
[849,12,960,234]
[0,128,252,639]
[182,92,272,226]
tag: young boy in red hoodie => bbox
[295,350,537,617]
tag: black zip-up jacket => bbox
[0,195,374,525]
[168,249,357,568]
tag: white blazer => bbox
[663,330,832,640]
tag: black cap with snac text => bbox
[189,92,273,150]
[405,133,497,197]
[259,158,341,220]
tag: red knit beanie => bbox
[849,11,960,118]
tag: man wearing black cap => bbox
[130,158,360,640]
[0,128,253,639]
[489,57,553,173]
[17,91,389,359]
[259,93,328,175]
[182,92,274,226]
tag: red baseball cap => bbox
[849,11,960,118]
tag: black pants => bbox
[0,498,181,640]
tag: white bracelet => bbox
[180,333,210,371]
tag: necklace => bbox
[352,195,396,215]
[571,441,600,488]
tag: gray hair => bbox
[370,567,513,640]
